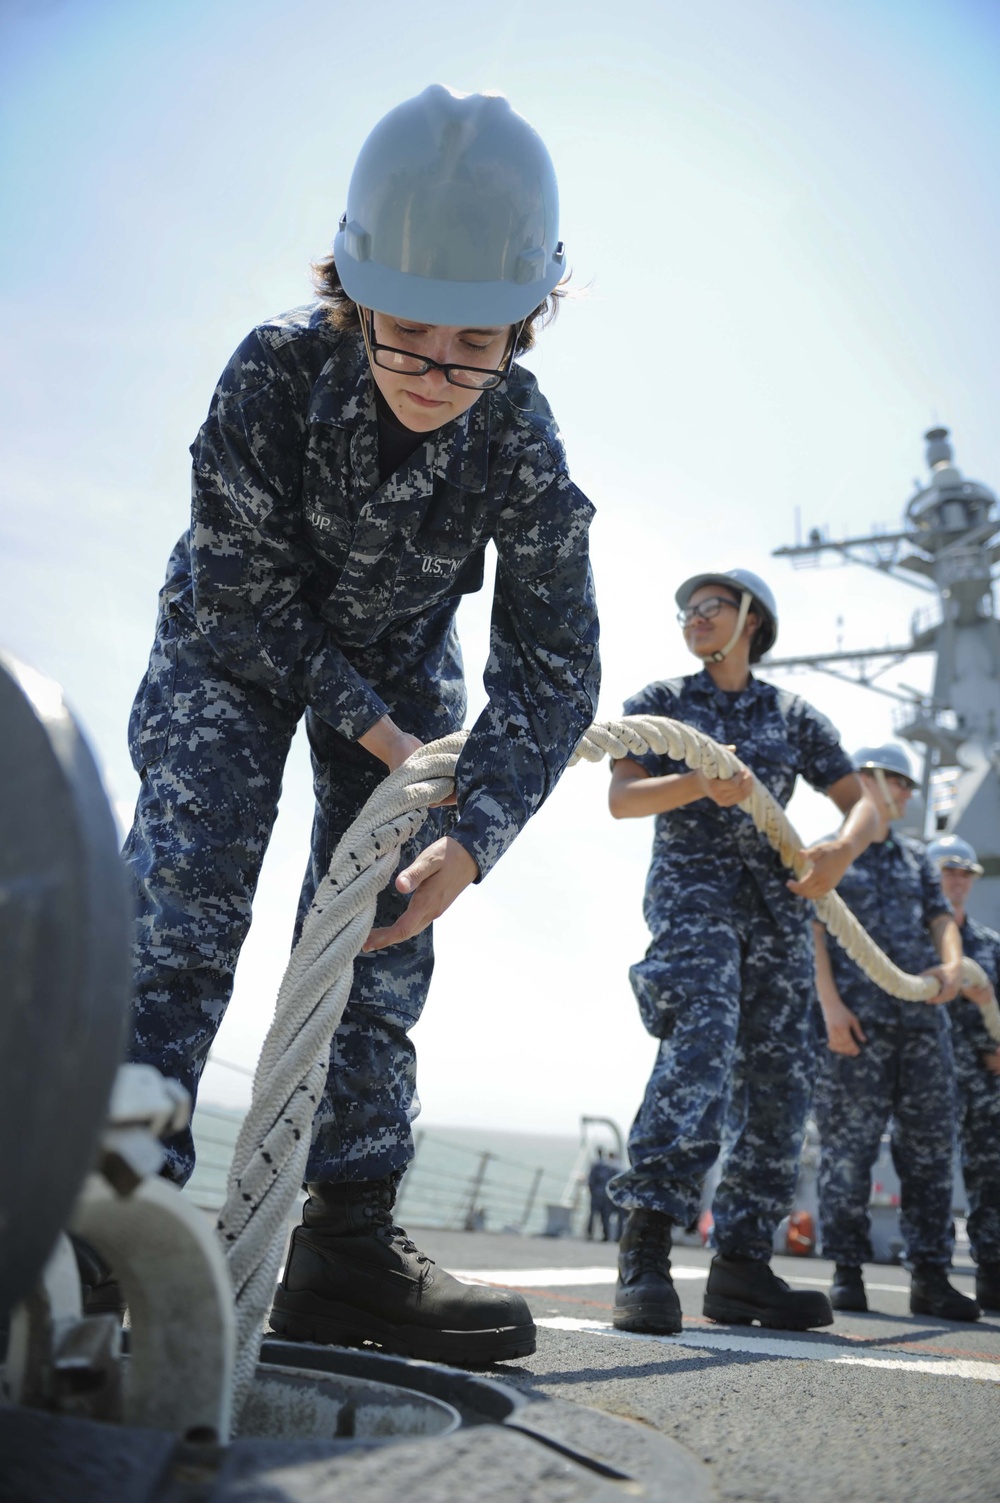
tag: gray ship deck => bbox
[424,1228,1000,1503]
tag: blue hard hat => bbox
[675,569,779,659]
[853,743,917,787]
[334,85,566,326]
[926,834,983,875]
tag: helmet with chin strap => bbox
[853,743,917,823]
[334,85,566,326]
[853,744,917,785]
[675,569,778,664]
[926,834,984,876]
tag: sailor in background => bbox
[607,569,877,1333]
[122,86,600,1365]
[586,1149,615,1241]
[927,835,1000,1312]
[813,747,979,1321]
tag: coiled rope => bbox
[217,715,1000,1412]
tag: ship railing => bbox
[395,1134,573,1235]
[182,1102,580,1238]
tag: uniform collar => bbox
[691,668,761,703]
[311,332,490,494]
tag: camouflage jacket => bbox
[829,833,951,1031]
[954,915,1000,1057]
[159,304,600,878]
[623,670,854,931]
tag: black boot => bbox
[909,1265,980,1322]
[268,1177,536,1365]
[613,1210,681,1334]
[704,1254,833,1330]
[830,1263,868,1313]
[975,1261,1000,1312]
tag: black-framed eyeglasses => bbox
[364,310,516,392]
[677,595,740,627]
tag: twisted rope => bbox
[217,733,463,1410]
[219,714,1000,1412]
[574,717,1000,1030]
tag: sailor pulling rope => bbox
[217,716,1000,1412]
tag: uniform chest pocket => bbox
[303,505,354,568]
[742,735,797,800]
[392,542,486,607]
[843,866,886,931]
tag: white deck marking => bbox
[779,1274,925,1296]
[535,1316,1000,1383]
[451,1265,913,1296]
[451,1265,704,1287]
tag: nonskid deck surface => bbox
[419,1227,1000,1503]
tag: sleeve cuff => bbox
[316,684,391,743]
[450,795,522,882]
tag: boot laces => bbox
[365,1203,433,1271]
[632,1218,671,1275]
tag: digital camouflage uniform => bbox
[124,304,600,1184]
[608,670,854,1259]
[951,916,1000,1265]
[814,835,956,1267]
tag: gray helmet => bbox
[334,85,566,326]
[926,834,983,875]
[853,743,917,787]
[675,569,778,661]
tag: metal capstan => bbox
[769,427,1000,926]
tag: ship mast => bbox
[769,428,1000,925]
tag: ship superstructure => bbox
[769,428,1000,926]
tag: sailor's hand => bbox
[787,838,853,899]
[359,714,422,770]
[825,999,867,1056]
[982,1049,1000,1076]
[699,766,753,807]
[362,836,479,952]
[357,716,455,805]
[962,980,994,1009]
[922,961,963,1003]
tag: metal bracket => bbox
[3,1063,236,1443]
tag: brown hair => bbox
[312,253,567,353]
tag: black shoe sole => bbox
[909,1295,981,1322]
[269,1290,536,1366]
[612,1305,683,1335]
[702,1294,833,1330]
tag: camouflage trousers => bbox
[954,1036,1000,1265]
[609,890,817,1260]
[122,609,447,1185]
[814,1019,955,1267]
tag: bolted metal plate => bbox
[0,653,131,1319]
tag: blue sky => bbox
[2,0,998,1134]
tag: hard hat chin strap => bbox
[359,307,377,374]
[873,767,902,822]
[708,591,753,663]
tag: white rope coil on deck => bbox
[218,714,1000,1413]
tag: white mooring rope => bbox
[218,715,1000,1412]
